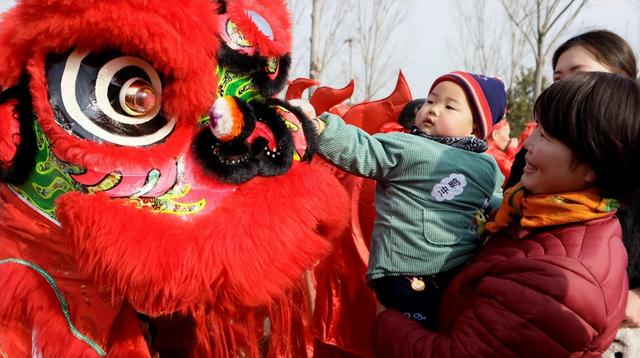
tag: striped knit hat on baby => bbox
[429,71,507,139]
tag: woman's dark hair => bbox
[534,72,640,200]
[552,30,638,79]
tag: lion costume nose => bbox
[209,96,246,142]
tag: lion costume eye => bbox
[46,49,175,146]
[121,78,159,116]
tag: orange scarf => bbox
[485,183,619,234]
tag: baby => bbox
[310,71,506,328]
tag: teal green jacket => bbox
[317,113,504,282]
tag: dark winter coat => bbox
[619,193,640,289]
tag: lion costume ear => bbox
[0,74,36,184]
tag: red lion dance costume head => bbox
[0,0,349,356]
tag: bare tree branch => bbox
[288,0,311,77]
[547,0,586,32]
[501,0,589,97]
[545,0,587,54]
[452,0,509,77]
[501,0,537,53]
[291,0,354,86]
[309,0,324,80]
[353,0,410,100]
[317,0,351,79]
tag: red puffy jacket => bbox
[486,143,518,181]
[373,214,627,357]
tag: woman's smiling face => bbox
[521,125,596,195]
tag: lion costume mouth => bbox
[54,161,342,314]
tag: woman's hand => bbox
[624,287,640,327]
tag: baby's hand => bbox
[310,116,326,134]
[288,98,325,134]
[288,98,316,119]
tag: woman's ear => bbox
[584,169,597,184]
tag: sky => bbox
[398,0,639,98]
[286,0,640,99]
[0,0,637,99]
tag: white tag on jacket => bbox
[431,173,466,202]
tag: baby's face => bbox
[414,81,474,137]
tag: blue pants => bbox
[374,267,460,330]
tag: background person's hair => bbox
[398,98,426,129]
[552,30,638,79]
[534,72,640,200]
